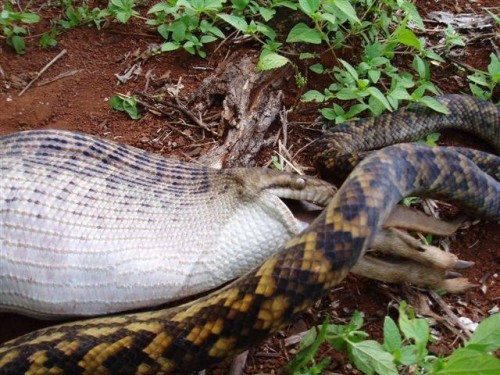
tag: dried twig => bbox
[133,96,196,141]
[136,92,217,136]
[428,290,474,339]
[37,69,81,87]
[19,49,67,96]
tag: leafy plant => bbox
[58,0,108,29]
[467,53,500,102]
[104,0,139,23]
[289,302,500,375]
[147,0,226,57]
[110,94,141,120]
[443,25,465,52]
[0,3,40,54]
[39,29,58,49]
[416,132,440,147]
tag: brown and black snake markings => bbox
[0,95,499,374]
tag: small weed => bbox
[289,303,500,375]
[443,25,465,52]
[39,29,58,49]
[0,3,40,54]
[416,132,440,147]
[271,155,284,171]
[294,72,307,89]
[467,53,500,102]
[110,94,141,120]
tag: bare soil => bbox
[0,1,498,373]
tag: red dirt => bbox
[0,1,498,373]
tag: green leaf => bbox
[398,302,429,354]
[171,21,187,42]
[389,87,411,101]
[468,73,489,87]
[39,31,58,48]
[309,63,324,74]
[157,24,170,40]
[217,14,248,32]
[339,59,359,80]
[275,1,298,10]
[344,103,368,119]
[11,35,25,54]
[302,90,326,102]
[466,313,500,353]
[288,318,330,373]
[394,26,421,49]
[413,55,429,79]
[258,7,275,22]
[336,87,359,100]
[367,87,392,111]
[109,95,124,110]
[231,0,250,11]
[383,316,401,353]
[486,9,500,25]
[286,23,322,44]
[487,53,500,83]
[321,107,336,120]
[19,12,40,24]
[401,2,424,29]
[349,311,364,331]
[368,69,381,83]
[349,340,398,375]
[436,348,500,374]
[320,13,337,26]
[299,0,320,16]
[419,96,450,115]
[399,344,419,366]
[148,2,175,14]
[200,35,217,44]
[160,42,180,52]
[425,50,445,62]
[110,95,141,120]
[333,0,360,24]
[271,155,283,171]
[299,52,317,60]
[256,53,290,72]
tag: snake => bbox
[0,95,499,374]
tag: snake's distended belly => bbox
[0,131,330,318]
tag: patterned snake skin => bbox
[0,95,498,374]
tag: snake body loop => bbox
[0,144,498,374]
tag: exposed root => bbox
[189,52,292,168]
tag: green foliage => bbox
[105,0,139,23]
[416,132,441,147]
[287,317,331,374]
[0,3,40,54]
[147,0,226,57]
[58,0,124,30]
[110,94,141,120]
[467,53,500,102]
[3,0,496,114]
[289,303,500,375]
[443,25,465,52]
[39,29,58,49]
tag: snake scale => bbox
[0,95,499,374]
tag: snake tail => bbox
[316,95,499,180]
